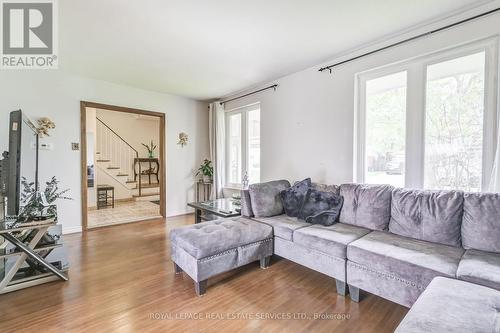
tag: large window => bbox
[357,39,497,191]
[424,52,485,191]
[226,103,261,187]
[365,71,407,187]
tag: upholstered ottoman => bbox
[170,217,273,295]
[395,277,500,333]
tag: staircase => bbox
[95,117,160,201]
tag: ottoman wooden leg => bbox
[349,285,361,302]
[260,256,271,269]
[335,279,347,296]
[195,280,208,296]
[173,263,183,274]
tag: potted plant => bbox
[17,176,71,223]
[196,159,213,183]
[142,140,157,158]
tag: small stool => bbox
[97,185,114,209]
[170,217,273,295]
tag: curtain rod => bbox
[220,84,278,105]
[319,7,500,73]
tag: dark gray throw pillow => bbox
[279,178,312,217]
[299,189,344,226]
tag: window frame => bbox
[355,37,498,190]
[225,103,261,189]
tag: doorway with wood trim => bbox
[80,102,166,230]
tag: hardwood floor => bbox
[0,215,408,332]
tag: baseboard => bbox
[167,210,194,218]
[63,225,83,235]
[87,215,162,229]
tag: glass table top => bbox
[188,198,241,217]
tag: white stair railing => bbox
[96,117,138,182]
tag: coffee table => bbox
[187,198,240,224]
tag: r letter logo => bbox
[1,0,58,69]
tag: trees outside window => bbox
[356,39,496,191]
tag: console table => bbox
[0,218,68,294]
[188,198,240,224]
[134,158,160,184]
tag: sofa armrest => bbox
[241,189,254,217]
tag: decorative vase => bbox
[148,152,154,158]
[202,175,212,183]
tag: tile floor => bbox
[88,200,161,228]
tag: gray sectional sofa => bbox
[170,179,500,332]
[240,181,500,308]
[395,277,500,332]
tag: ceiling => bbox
[60,0,495,100]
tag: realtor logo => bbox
[1,0,58,69]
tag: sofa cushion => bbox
[293,223,371,259]
[299,189,344,226]
[395,277,500,333]
[347,231,464,288]
[457,249,500,291]
[280,178,311,217]
[252,214,309,241]
[249,179,291,217]
[170,217,273,259]
[339,183,393,230]
[389,188,463,247]
[462,192,500,253]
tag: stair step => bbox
[134,194,160,202]
[96,152,101,154]
[126,180,137,184]
[133,193,159,198]
[107,167,120,170]
[133,183,160,189]
[97,159,110,162]
[116,173,129,177]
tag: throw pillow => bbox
[249,180,291,217]
[279,178,312,217]
[299,189,344,226]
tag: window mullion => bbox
[225,113,230,186]
[405,63,426,189]
[356,77,367,183]
[241,111,248,183]
[482,44,498,190]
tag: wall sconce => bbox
[37,117,56,137]
[178,132,188,147]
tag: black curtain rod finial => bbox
[220,84,278,105]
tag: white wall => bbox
[0,71,209,234]
[94,166,133,201]
[95,109,161,158]
[224,11,500,187]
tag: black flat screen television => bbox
[0,110,39,217]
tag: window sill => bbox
[224,185,242,191]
